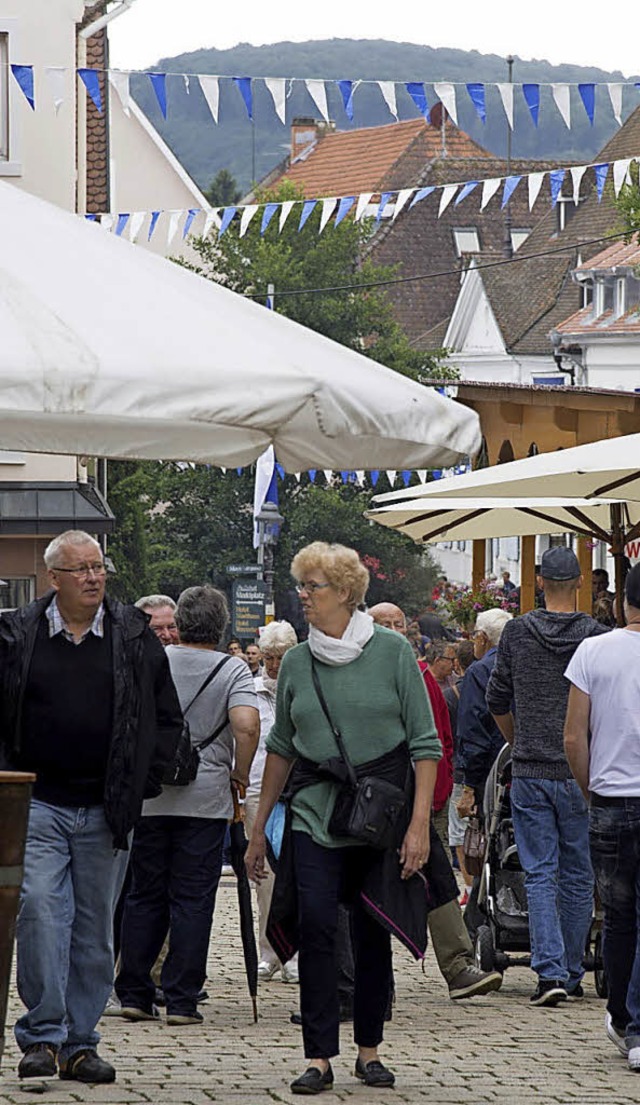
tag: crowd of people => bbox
[2,529,640,1091]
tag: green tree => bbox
[203,168,242,207]
[616,163,640,240]
[105,461,152,602]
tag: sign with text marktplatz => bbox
[232,579,268,639]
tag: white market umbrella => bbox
[0,181,480,471]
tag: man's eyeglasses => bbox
[52,563,107,579]
[295,581,331,595]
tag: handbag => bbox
[310,660,408,851]
[463,815,486,877]
[163,655,232,786]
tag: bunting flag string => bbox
[6,61,640,132]
[84,154,640,248]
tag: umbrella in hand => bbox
[228,784,258,1023]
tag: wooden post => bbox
[472,540,486,591]
[577,537,593,615]
[520,535,536,613]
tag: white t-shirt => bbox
[565,628,640,796]
[247,676,276,798]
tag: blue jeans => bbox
[510,777,593,986]
[589,798,640,1040]
[15,800,129,1058]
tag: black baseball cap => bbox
[539,547,581,581]
[625,563,640,608]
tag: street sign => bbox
[226,564,262,575]
[232,579,269,638]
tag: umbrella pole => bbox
[611,503,627,627]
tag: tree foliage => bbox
[616,164,640,240]
[203,168,242,207]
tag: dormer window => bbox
[615,277,626,318]
[453,227,480,256]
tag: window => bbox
[0,20,20,174]
[615,277,626,318]
[0,32,8,162]
[0,577,34,610]
[453,228,480,256]
[511,229,531,252]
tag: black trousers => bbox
[292,831,392,1059]
[115,815,225,1016]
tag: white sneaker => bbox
[629,1046,640,1072]
[282,961,299,984]
[257,960,280,982]
[605,1011,629,1056]
[102,991,122,1017]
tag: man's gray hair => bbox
[475,608,512,646]
[425,640,454,663]
[259,620,297,656]
[44,530,101,568]
[175,585,229,646]
[135,594,176,612]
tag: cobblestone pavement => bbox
[0,876,634,1105]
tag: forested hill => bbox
[129,38,639,193]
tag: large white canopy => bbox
[0,182,480,471]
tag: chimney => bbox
[290,116,334,161]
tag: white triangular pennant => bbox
[385,470,397,487]
[294,472,301,482]
[496,83,514,129]
[570,165,587,205]
[128,211,146,242]
[438,184,458,217]
[202,209,220,238]
[416,470,427,484]
[239,205,259,237]
[279,199,295,232]
[355,470,365,486]
[108,70,131,116]
[378,80,398,120]
[44,66,66,113]
[551,84,571,129]
[613,158,632,197]
[199,75,220,123]
[264,77,286,124]
[480,178,501,211]
[305,79,329,122]
[323,470,333,484]
[100,213,114,232]
[319,197,337,233]
[166,211,181,248]
[433,82,458,126]
[392,189,414,220]
[528,171,545,210]
[355,192,373,222]
[608,82,623,126]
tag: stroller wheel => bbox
[474,925,496,973]
[594,932,608,999]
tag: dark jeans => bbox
[115,815,225,1016]
[589,798,640,1039]
[292,831,392,1059]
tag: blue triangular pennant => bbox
[455,181,479,205]
[405,82,430,121]
[334,196,355,227]
[401,470,412,487]
[466,83,486,123]
[183,208,199,239]
[148,211,161,241]
[549,169,566,206]
[298,199,316,231]
[275,463,286,480]
[501,176,521,207]
[148,72,167,118]
[522,83,540,126]
[11,65,35,110]
[337,79,355,121]
[340,470,349,483]
[370,470,380,486]
[593,162,609,202]
[308,469,317,483]
[376,192,393,224]
[233,77,253,119]
[85,213,97,222]
[77,68,102,114]
[578,83,596,125]
[409,186,435,209]
[219,206,237,236]
[115,213,129,237]
[261,202,279,235]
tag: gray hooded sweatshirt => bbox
[486,610,608,779]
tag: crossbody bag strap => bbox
[310,658,358,788]
[183,653,233,717]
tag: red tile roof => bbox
[554,303,640,336]
[574,235,640,272]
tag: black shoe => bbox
[355,1057,395,1087]
[290,1011,303,1026]
[197,988,209,1004]
[567,983,584,1000]
[291,1063,334,1095]
[18,1043,58,1079]
[59,1049,116,1083]
[530,979,568,1007]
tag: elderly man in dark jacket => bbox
[0,530,182,1085]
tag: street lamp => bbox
[255,500,285,621]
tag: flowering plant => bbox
[442,580,519,631]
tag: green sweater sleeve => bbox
[396,636,441,762]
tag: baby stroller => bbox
[473,745,607,994]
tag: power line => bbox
[243,228,632,300]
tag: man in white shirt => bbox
[564,563,640,1072]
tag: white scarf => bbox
[307,609,374,667]
[260,673,278,695]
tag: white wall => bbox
[584,341,640,392]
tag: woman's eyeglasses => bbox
[295,581,331,595]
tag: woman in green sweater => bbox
[245,542,441,1095]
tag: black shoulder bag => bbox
[310,659,408,850]
[163,654,233,787]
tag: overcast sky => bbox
[108,0,639,78]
